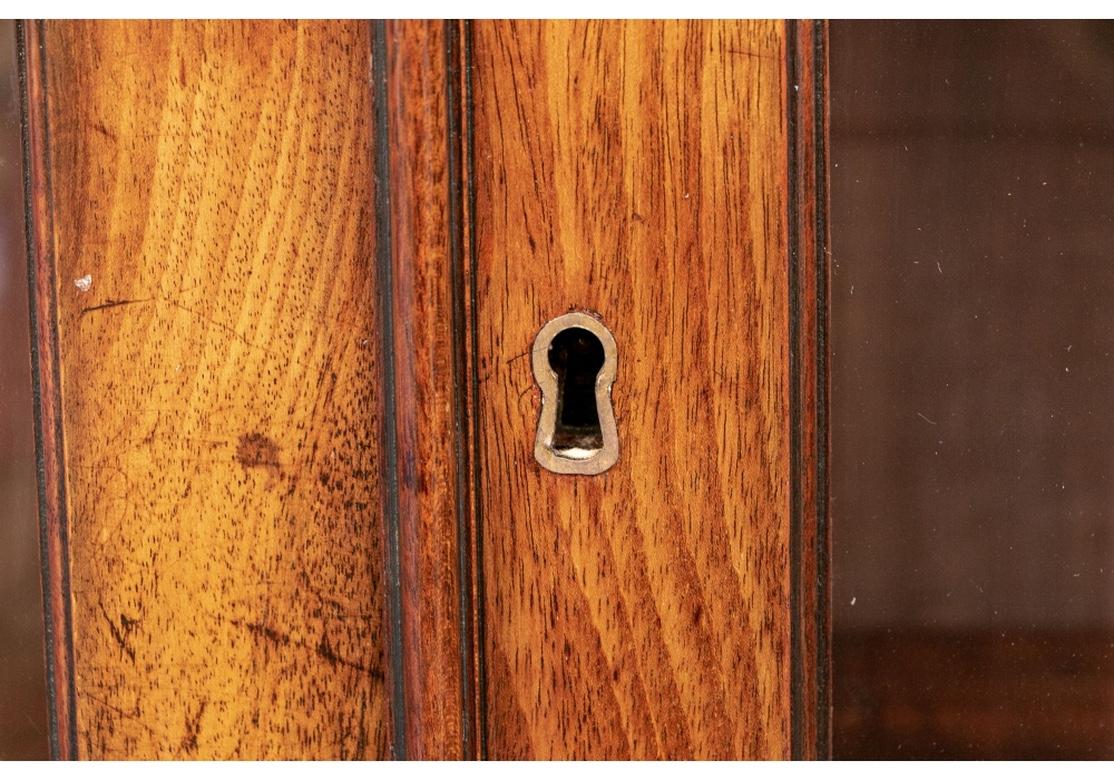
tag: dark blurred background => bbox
[831,20,1114,758]
[0,19,50,761]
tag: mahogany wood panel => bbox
[30,20,390,758]
[19,20,78,759]
[469,20,795,759]
[21,18,829,760]
[381,19,474,759]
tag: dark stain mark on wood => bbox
[235,433,281,472]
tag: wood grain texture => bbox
[470,20,792,759]
[18,19,78,760]
[38,20,390,758]
[788,19,831,759]
[382,19,473,759]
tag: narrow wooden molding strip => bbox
[787,19,832,760]
[371,19,407,760]
[16,19,79,760]
[377,18,479,760]
[446,18,486,759]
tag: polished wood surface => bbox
[470,20,794,758]
[21,18,831,760]
[20,20,78,759]
[34,21,390,758]
[382,19,474,759]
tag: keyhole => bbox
[548,327,605,452]
[531,312,619,475]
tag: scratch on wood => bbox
[99,601,137,664]
[180,700,207,754]
[228,617,382,677]
[80,297,153,316]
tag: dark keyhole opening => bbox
[548,327,605,453]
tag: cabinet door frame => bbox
[20,18,830,760]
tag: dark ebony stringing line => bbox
[462,19,489,761]
[784,18,805,762]
[811,20,830,759]
[443,18,477,759]
[371,18,408,761]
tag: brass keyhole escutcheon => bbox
[532,312,618,475]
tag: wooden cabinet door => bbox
[18,19,828,760]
